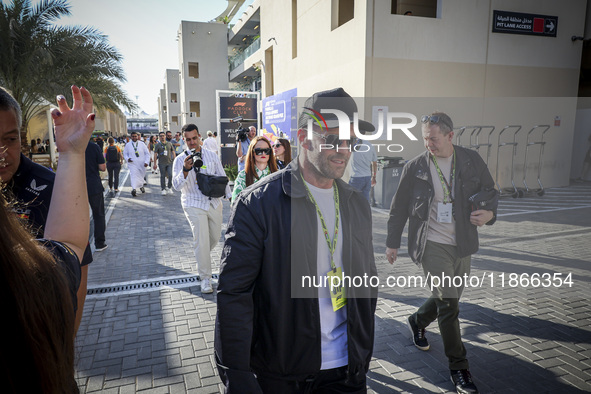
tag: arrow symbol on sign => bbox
[546,21,555,32]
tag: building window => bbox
[172,116,178,125]
[332,0,354,30]
[170,93,177,103]
[391,0,439,18]
[265,46,274,97]
[188,62,199,78]
[163,105,167,111]
[189,101,200,117]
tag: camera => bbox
[230,116,249,143]
[236,127,249,143]
[186,149,203,169]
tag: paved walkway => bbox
[75,168,591,393]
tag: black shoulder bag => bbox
[195,168,228,199]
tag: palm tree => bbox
[0,0,137,140]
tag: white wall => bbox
[178,21,229,134]
[364,0,586,188]
[260,0,368,99]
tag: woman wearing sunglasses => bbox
[231,136,278,201]
[272,138,292,169]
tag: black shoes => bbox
[140,187,145,193]
[406,314,477,393]
[451,369,479,394]
[95,244,108,252]
[131,189,137,197]
[407,315,430,351]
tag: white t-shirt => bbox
[305,181,348,370]
[427,154,456,245]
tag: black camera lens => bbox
[190,150,203,169]
[193,157,203,169]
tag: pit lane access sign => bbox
[492,10,557,38]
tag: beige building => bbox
[256,0,589,189]
[177,20,229,133]
[158,69,182,133]
[95,108,127,138]
[228,0,262,92]
[158,87,166,132]
[27,105,126,143]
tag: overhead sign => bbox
[219,97,257,120]
[492,10,557,38]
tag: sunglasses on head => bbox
[312,131,354,148]
[421,115,452,130]
[254,148,272,155]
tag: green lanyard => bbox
[132,141,138,153]
[304,182,340,271]
[431,151,456,204]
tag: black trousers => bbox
[88,192,106,247]
[256,366,366,394]
[106,162,121,190]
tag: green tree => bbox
[0,0,137,140]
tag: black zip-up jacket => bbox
[386,145,498,265]
[215,160,378,393]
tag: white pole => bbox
[46,108,57,167]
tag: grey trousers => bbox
[413,240,471,370]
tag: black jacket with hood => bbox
[215,160,377,393]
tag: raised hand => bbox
[51,86,95,154]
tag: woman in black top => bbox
[0,85,94,393]
[273,138,292,169]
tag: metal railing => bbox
[229,37,261,71]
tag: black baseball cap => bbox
[298,87,375,132]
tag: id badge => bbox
[437,202,453,223]
[135,152,139,157]
[163,150,168,156]
[327,267,347,312]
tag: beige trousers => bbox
[182,203,223,280]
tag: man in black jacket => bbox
[386,112,498,394]
[215,88,378,393]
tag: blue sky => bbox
[56,0,250,115]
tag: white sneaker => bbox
[167,188,174,195]
[201,278,213,294]
[161,189,167,195]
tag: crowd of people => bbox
[0,85,498,394]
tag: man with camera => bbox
[172,123,230,294]
[235,125,256,172]
[385,111,498,394]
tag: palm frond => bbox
[0,0,134,136]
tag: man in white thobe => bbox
[123,131,150,197]
[202,130,219,154]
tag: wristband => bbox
[183,167,191,173]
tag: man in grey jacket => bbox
[386,112,497,394]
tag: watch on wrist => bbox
[183,167,191,173]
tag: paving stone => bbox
[74,177,591,393]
